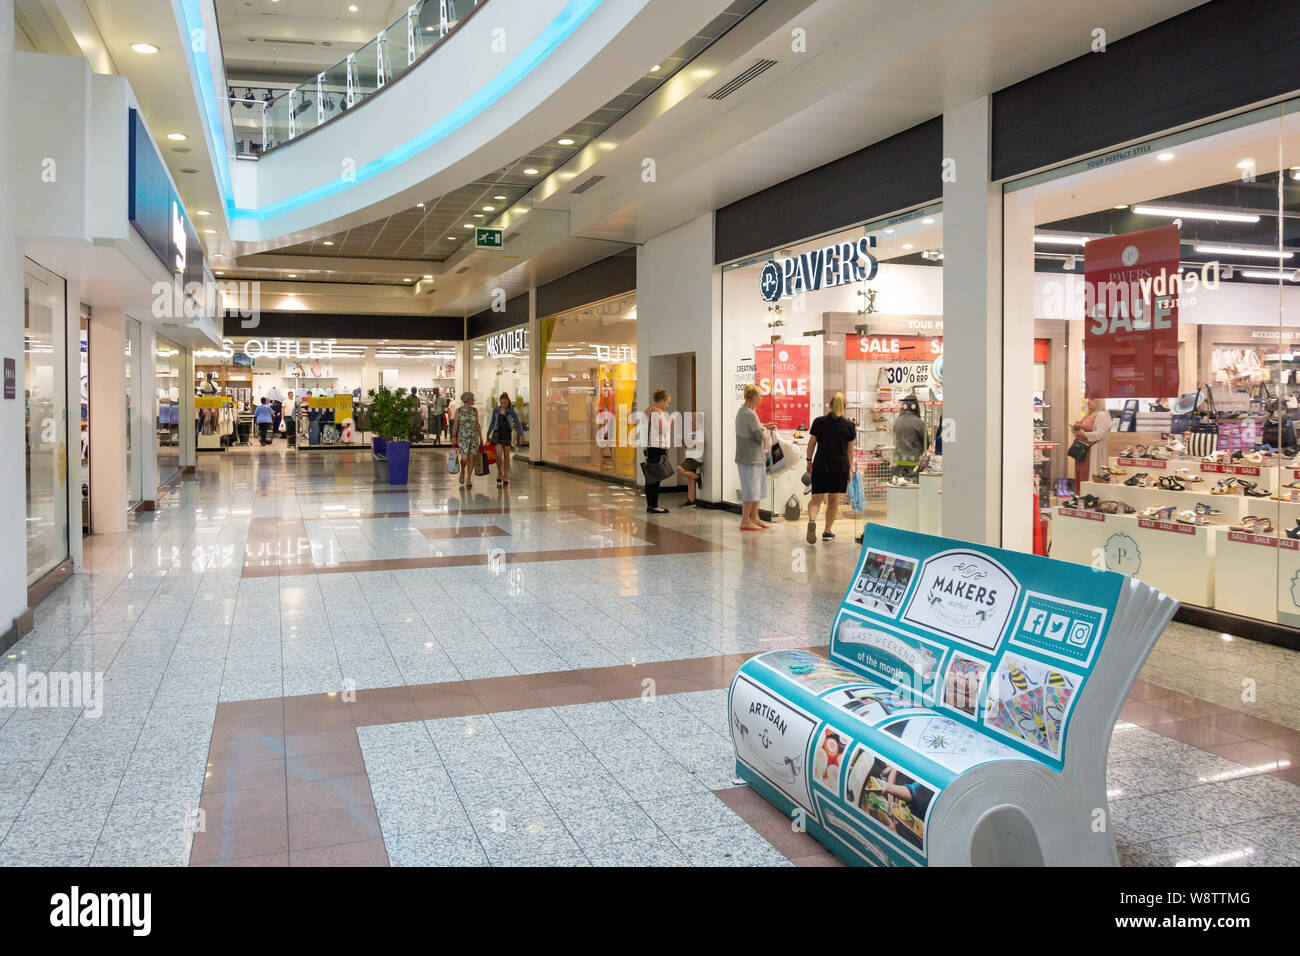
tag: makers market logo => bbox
[902,550,1020,652]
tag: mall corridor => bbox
[1,451,1297,867]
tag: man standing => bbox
[254,397,275,445]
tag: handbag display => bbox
[783,495,801,522]
[1186,383,1219,458]
[640,454,674,484]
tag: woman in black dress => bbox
[804,392,856,543]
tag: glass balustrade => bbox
[231,0,485,154]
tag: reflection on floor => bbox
[0,443,1296,865]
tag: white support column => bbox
[64,281,83,570]
[138,323,158,502]
[527,287,539,460]
[179,345,196,470]
[88,307,127,533]
[941,96,1003,545]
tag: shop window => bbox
[470,325,530,452]
[1004,102,1299,629]
[720,209,944,539]
[24,258,69,585]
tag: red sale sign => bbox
[845,334,942,362]
[1083,225,1180,399]
[755,344,810,429]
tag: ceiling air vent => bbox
[260,37,318,46]
[456,265,473,274]
[570,174,605,195]
[705,58,777,100]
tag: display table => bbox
[1052,506,1215,607]
[885,485,920,531]
[1213,527,1280,623]
[918,473,942,535]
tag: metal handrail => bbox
[228,0,486,157]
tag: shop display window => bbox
[1003,101,1300,627]
[539,293,637,479]
[720,208,944,540]
[470,324,530,451]
[24,258,69,585]
[155,335,182,485]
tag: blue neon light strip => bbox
[176,0,235,206]
[221,0,604,223]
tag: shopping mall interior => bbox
[4,0,1300,889]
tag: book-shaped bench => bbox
[728,524,1177,866]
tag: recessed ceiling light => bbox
[288,273,297,278]
[650,64,660,72]
[417,202,424,208]
[131,43,159,54]
[523,168,539,175]
[422,274,433,279]
[403,278,412,282]
[166,133,187,141]
[203,228,215,234]
[1133,204,1259,223]
[1157,152,1175,161]
[482,205,495,211]
[884,229,894,234]
[1241,269,1299,281]
[922,218,935,224]
[196,209,210,216]
[322,240,334,245]
[286,292,295,297]
[902,243,914,250]
[214,271,225,276]
[348,4,358,11]
[1114,204,1129,210]
[464,224,474,228]
[447,236,455,240]
[558,138,574,146]
[473,214,484,219]
[1033,234,1090,246]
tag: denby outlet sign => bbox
[759,236,878,302]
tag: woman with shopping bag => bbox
[451,392,482,489]
[643,388,674,514]
[804,392,856,543]
[487,392,524,487]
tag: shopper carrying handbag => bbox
[804,392,857,543]
[643,388,673,514]
[451,392,482,488]
[487,392,523,487]
[1070,398,1112,487]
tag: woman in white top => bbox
[1071,398,1112,486]
[676,412,704,507]
[645,388,672,514]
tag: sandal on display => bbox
[1109,466,1129,476]
[1242,451,1264,464]
[1094,469,1113,483]
[1166,436,1187,454]
[1194,502,1222,516]
[1157,476,1186,491]
[1288,520,1300,540]
[1082,494,1102,510]
[1113,501,1137,515]
[1175,468,1203,482]
[1176,510,1207,525]
[1061,496,1084,510]
[1230,516,1274,534]
[1211,478,1238,495]
[1241,481,1269,498]
[1096,500,1121,515]
[1148,447,1171,460]
[1118,446,1135,458]
[1124,473,1148,487]
[1137,507,1160,519]
[1155,506,1177,521]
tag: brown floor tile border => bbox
[192,648,1297,866]
[418,526,512,540]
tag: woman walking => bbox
[451,391,482,488]
[735,385,773,531]
[804,392,856,543]
[488,392,523,486]
[644,388,672,514]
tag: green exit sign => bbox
[475,228,503,249]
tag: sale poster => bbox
[1083,225,1180,399]
[755,343,811,429]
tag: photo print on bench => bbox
[843,744,937,856]
[983,652,1082,757]
[881,714,1027,774]
[940,654,988,716]
[831,614,944,704]
[812,725,852,792]
[847,548,917,616]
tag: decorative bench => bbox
[729,524,1177,866]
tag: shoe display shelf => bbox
[1212,526,1283,623]
[1052,506,1215,606]
[1108,455,1279,493]
[918,473,942,535]
[1080,481,1255,524]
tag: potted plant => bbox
[366,386,420,484]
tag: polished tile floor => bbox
[1,443,1297,866]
